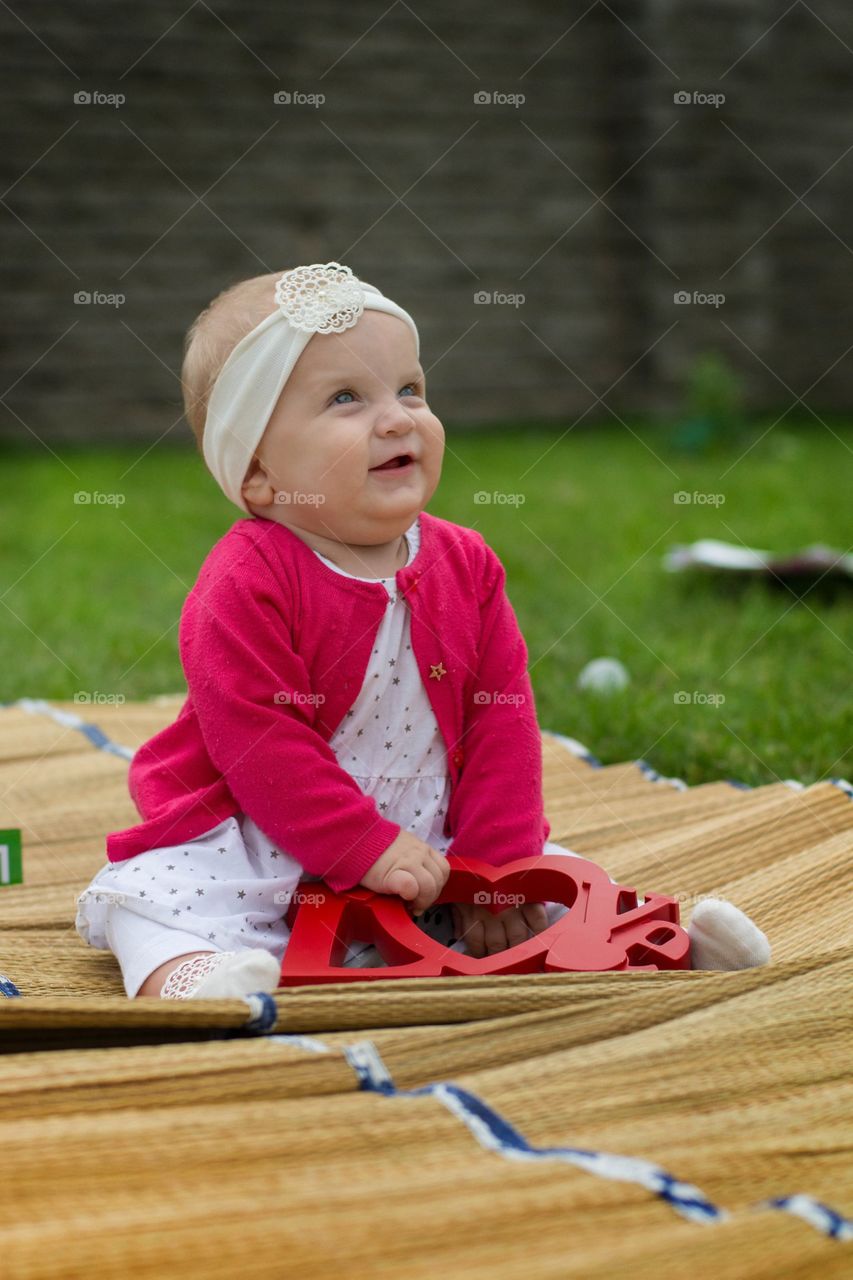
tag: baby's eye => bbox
[332,385,421,404]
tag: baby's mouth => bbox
[369,453,415,472]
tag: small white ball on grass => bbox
[577,657,630,693]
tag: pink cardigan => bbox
[106,511,550,892]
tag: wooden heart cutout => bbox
[279,853,690,986]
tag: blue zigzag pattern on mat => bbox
[313,1037,851,1243]
[2,698,133,760]
[240,991,278,1033]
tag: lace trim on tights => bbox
[161,951,234,999]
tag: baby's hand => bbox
[450,901,549,958]
[360,830,450,914]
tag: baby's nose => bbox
[377,399,416,429]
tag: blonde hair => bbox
[181,270,287,454]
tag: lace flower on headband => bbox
[274,262,365,335]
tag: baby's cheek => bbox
[424,412,445,447]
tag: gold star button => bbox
[429,662,447,681]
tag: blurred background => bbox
[0,0,850,785]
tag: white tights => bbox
[160,950,282,1000]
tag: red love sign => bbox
[279,853,690,986]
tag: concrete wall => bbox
[2,0,852,443]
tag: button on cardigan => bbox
[106,511,550,893]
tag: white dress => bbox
[75,515,589,996]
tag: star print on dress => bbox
[429,662,447,680]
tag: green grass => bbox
[1,420,850,788]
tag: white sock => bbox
[161,950,281,999]
[687,897,771,970]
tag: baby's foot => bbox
[687,897,771,970]
[161,950,281,999]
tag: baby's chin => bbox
[337,486,431,529]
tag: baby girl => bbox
[75,262,770,999]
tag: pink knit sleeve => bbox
[443,538,551,867]
[178,557,402,893]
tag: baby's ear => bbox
[241,455,271,505]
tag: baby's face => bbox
[241,310,444,544]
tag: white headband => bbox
[202,261,420,513]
